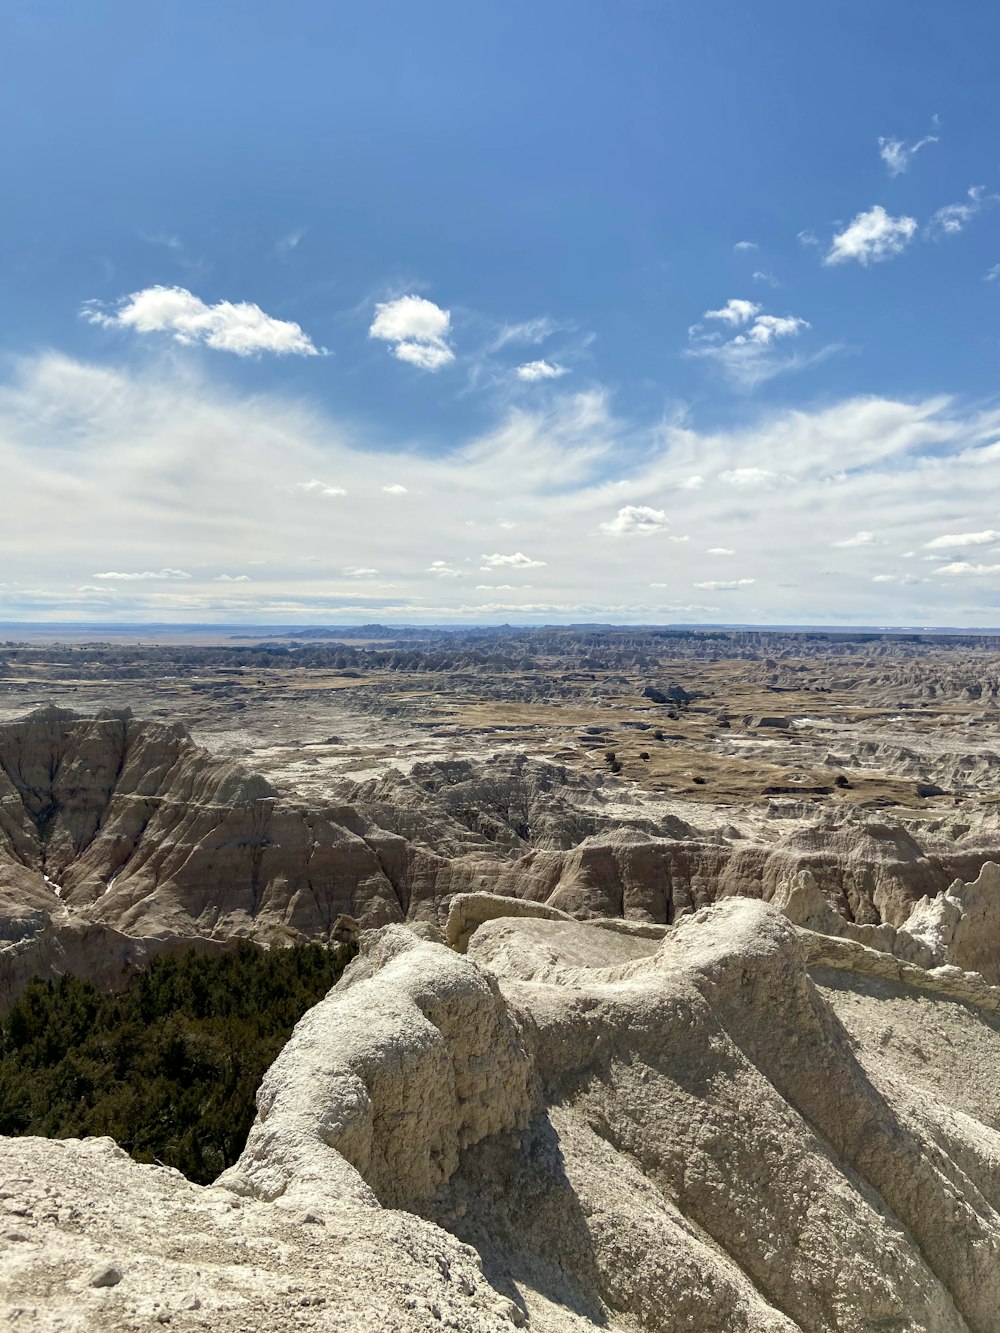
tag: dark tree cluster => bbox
[0,940,355,1184]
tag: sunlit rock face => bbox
[4,706,1000,1011]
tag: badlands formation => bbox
[5,627,1000,1328]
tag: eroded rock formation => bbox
[6,706,1000,1007]
[9,897,1000,1329]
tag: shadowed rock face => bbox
[0,707,430,999]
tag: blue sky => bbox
[2,0,1000,625]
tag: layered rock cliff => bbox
[4,706,1000,1006]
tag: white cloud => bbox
[480,551,546,569]
[382,483,408,494]
[689,302,811,387]
[872,574,896,583]
[682,475,704,490]
[719,467,778,487]
[516,359,568,382]
[82,286,322,356]
[925,529,1000,549]
[491,318,556,349]
[824,206,917,266]
[752,270,779,287]
[934,562,1000,576]
[693,578,755,590]
[343,566,379,577]
[93,568,192,581]
[369,295,455,370]
[393,341,455,371]
[930,186,986,237]
[8,352,1000,627]
[707,547,735,555]
[733,240,758,252]
[292,480,347,497]
[986,264,1000,283]
[833,530,876,548]
[598,505,670,536]
[878,132,939,177]
[216,574,251,582]
[797,230,820,247]
[703,299,760,327]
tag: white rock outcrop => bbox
[776,861,1000,985]
[9,896,1000,1329]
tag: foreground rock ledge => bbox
[6,897,1000,1331]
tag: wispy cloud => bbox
[276,227,306,257]
[490,317,556,349]
[291,480,346,497]
[934,561,1000,576]
[719,467,779,487]
[82,286,322,356]
[878,129,939,177]
[368,294,455,370]
[8,352,1000,626]
[516,359,568,382]
[688,299,811,388]
[733,240,758,252]
[693,578,755,590]
[833,530,876,548]
[824,206,917,266]
[382,483,408,494]
[925,528,1000,549]
[93,568,192,581]
[929,186,986,237]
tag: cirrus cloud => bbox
[878,131,938,177]
[291,480,346,497]
[925,528,1000,549]
[516,359,567,382]
[93,568,192,581]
